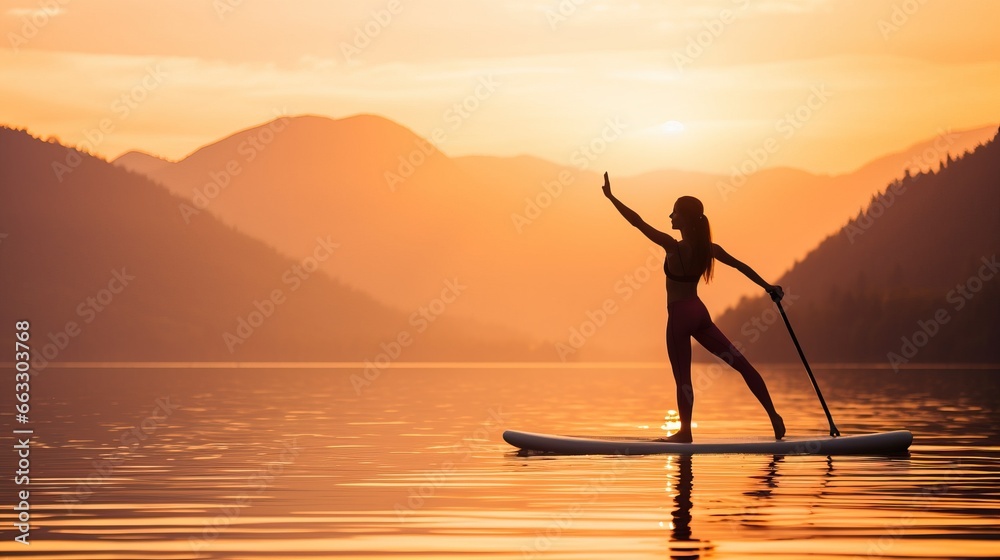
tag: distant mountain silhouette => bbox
[117,114,997,360]
[846,126,997,182]
[114,150,175,177]
[0,127,544,363]
[710,129,1000,365]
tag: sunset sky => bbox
[2,0,998,176]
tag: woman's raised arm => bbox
[602,172,677,249]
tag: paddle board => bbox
[503,429,912,456]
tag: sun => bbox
[659,120,686,134]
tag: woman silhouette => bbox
[602,172,785,442]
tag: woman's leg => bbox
[663,309,694,442]
[693,322,785,439]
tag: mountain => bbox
[710,129,1000,365]
[114,114,654,358]
[130,114,487,309]
[0,127,544,363]
[846,125,997,185]
[114,150,175,177]
[121,114,996,361]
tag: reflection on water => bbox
[0,365,997,559]
[666,455,706,558]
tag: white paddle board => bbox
[503,429,912,455]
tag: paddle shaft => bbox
[773,296,841,437]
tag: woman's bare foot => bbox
[655,431,693,443]
[771,414,785,440]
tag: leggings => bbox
[666,296,776,427]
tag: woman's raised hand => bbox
[601,171,612,198]
[767,285,784,302]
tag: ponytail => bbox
[695,214,714,283]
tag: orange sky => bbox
[2,0,998,176]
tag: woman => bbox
[601,172,785,442]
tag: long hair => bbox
[675,196,714,283]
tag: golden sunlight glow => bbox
[660,120,687,135]
[662,410,682,434]
[0,1,997,175]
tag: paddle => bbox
[770,291,841,437]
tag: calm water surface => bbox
[1,365,998,559]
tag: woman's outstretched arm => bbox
[602,172,677,249]
[712,243,784,301]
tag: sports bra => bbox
[664,249,702,283]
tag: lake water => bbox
[2,364,998,559]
